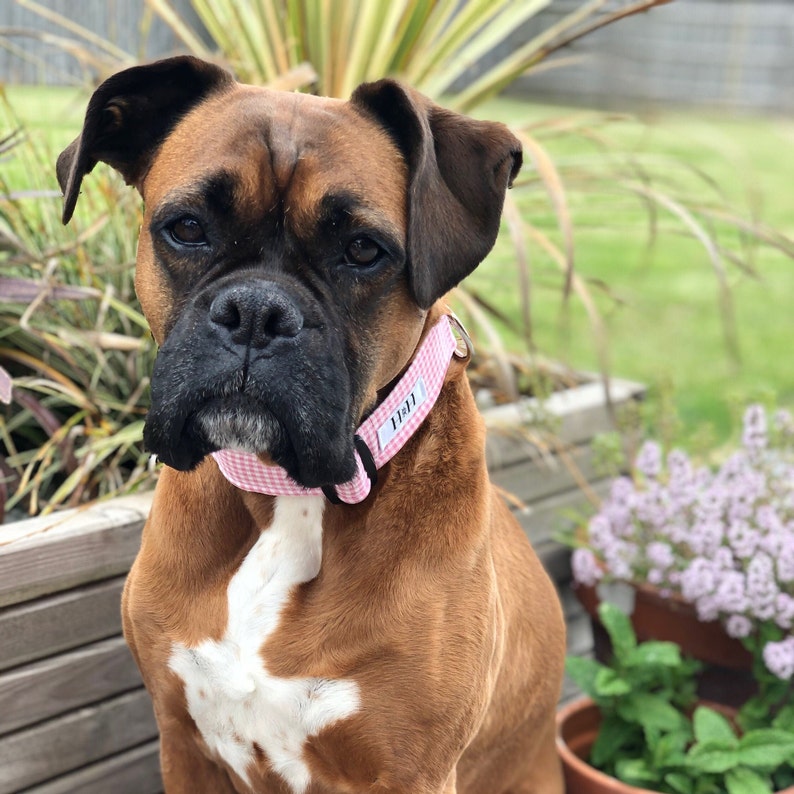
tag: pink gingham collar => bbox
[211,314,470,504]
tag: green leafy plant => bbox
[0,96,155,518]
[3,1,794,518]
[567,602,794,793]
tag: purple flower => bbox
[742,403,768,454]
[775,593,794,630]
[725,614,753,638]
[688,520,724,556]
[578,403,794,682]
[680,558,716,602]
[763,637,794,680]
[746,554,778,620]
[646,541,675,571]
[727,521,761,560]
[715,570,749,615]
[572,548,602,587]
[636,440,663,479]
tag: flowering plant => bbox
[571,404,794,725]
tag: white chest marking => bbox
[168,496,360,793]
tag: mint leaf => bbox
[618,692,688,733]
[565,656,604,700]
[598,602,637,661]
[772,705,794,733]
[693,706,738,746]
[725,767,774,794]
[615,757,661,787]
[686,740,739,774]
[595,667,632,697]
[738,729,794,771]
[591,713,640,767]
[664,772,695,794]
[625,641,682,669]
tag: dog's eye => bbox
[168,217,207,247]
[344,236,382,267]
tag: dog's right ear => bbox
[57,56,235,224]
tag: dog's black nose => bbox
[209,283,303,348]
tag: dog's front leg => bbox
[159,728,237,794]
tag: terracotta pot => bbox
[575,582,756,706]
[556,698,659,793]
[556,698,794,794]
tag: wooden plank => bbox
[24,740,162,794]
[514,478,611,551]
[0,577,125,672]
[484,377,644,470]
[0,689,157,794]
[0,636,142,735]
[558,584,593,706]
[0,492,152,608]
[490,442,599,506]
[514,479,611,589]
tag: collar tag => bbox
[377,376,427,452]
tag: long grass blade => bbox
[145,0,213,57]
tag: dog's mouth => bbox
[190,393,280,455]
[143,333,359,488]
[145,370,359,486]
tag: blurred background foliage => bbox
[1,0,792,517]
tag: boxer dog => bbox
[57,56,565,794]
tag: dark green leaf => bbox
[615,757,662,787]
[772,705,794,733]
[686,740,740,774]
[625,641,682,669]
[618,692,689,733]
[591,713,642,767]
[595,667,632,697]
[565,656,605,700]
[737,729,794,770]
[665,772,695,794]
[597,602,637,662]
[725,767,774,794]
[653,729,690,769]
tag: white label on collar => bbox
[377,377,428,451]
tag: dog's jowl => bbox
[58,56,566,794]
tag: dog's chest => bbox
[168,496,360,793]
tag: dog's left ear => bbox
[351,80,522,309]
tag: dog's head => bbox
[58,56,521,488]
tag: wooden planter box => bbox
[483,376,644,583]
[0,376,642,794]
[0,492,159,794]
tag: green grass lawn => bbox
[4,84,793,448]
[472,97,794,445]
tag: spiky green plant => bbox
[0,95,155,518]
[2,0,792,517]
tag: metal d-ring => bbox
[447,312,475,360]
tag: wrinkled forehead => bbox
[142,85,409,230]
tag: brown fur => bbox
[61,57,566,794]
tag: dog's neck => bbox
[212,314,470,504]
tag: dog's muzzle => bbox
[142,277,357,486]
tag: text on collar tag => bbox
[377,377,428,451]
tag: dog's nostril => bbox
[209,298,241,330]
[264,305,302,339]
